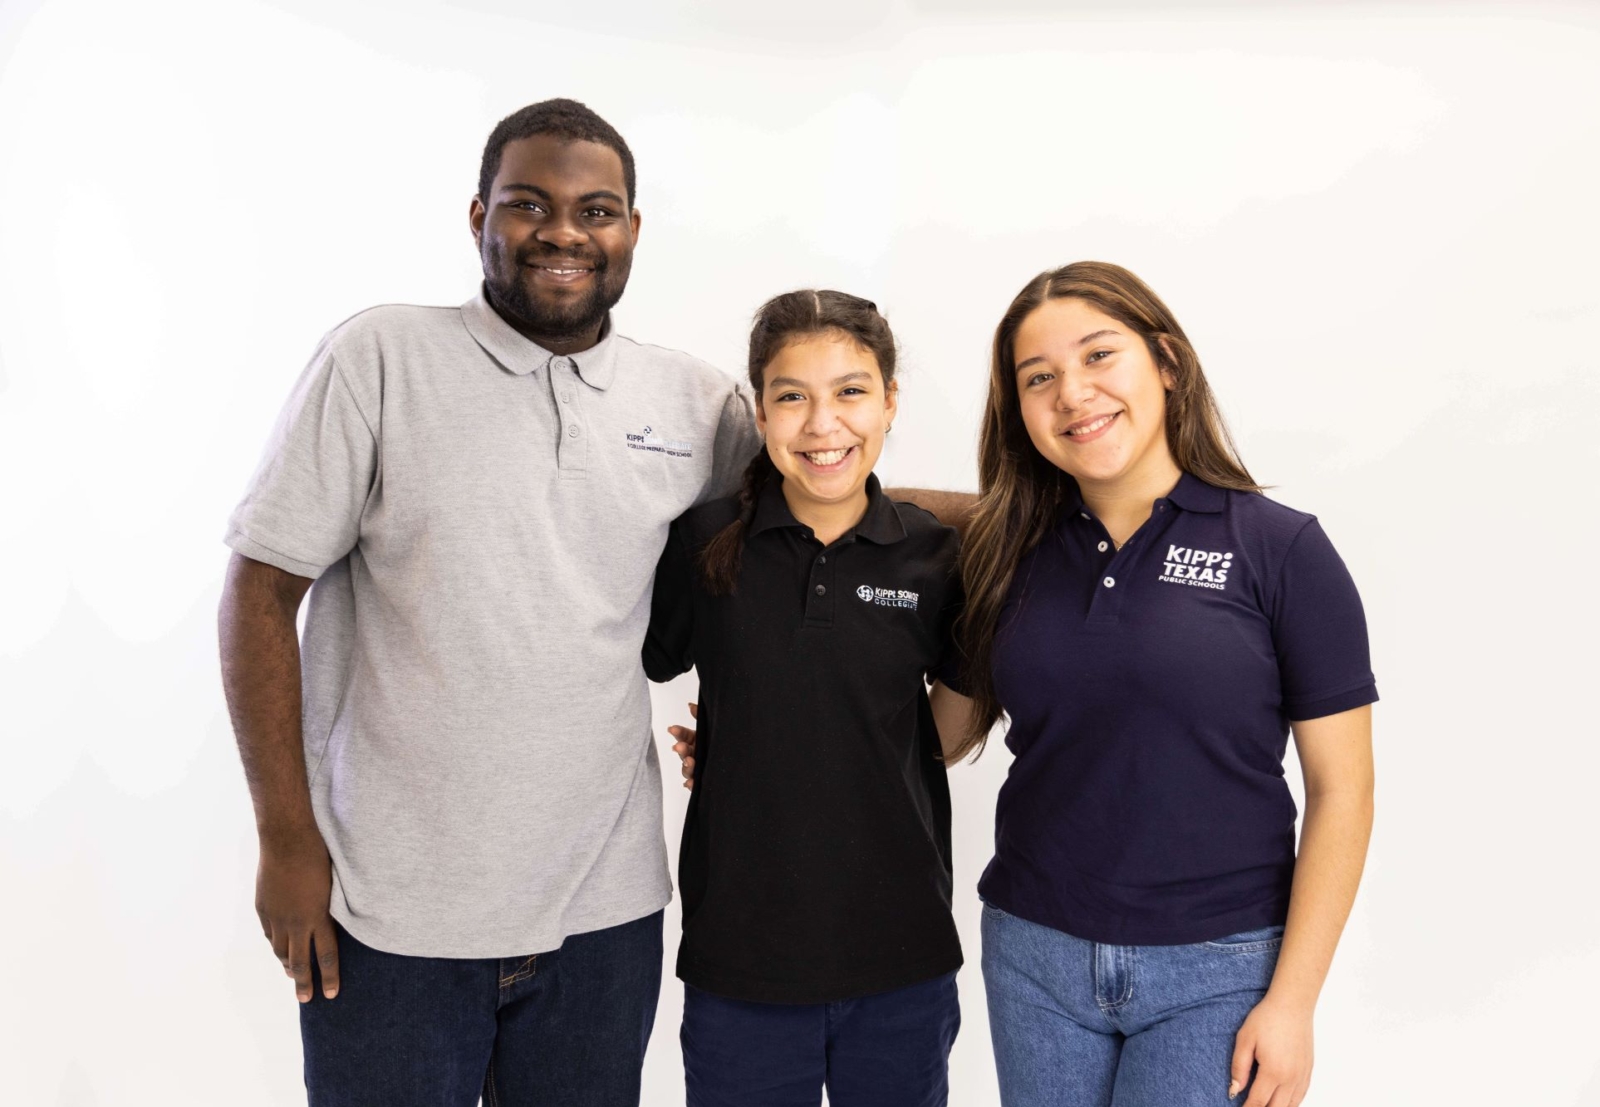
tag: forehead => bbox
[492,134,627,197]
[1014,298,1122,363]
[763,333,883,385]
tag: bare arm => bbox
[886,488,978,535]
[218,552,340,1002]
[1233,704,1375,1106]
[929,680,977,763]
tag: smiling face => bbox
[756,332,898,534]
[1013,296,1179,494]
[469,134,640,354]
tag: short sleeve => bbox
[1270,519,1378,721]
[643,516,697,683]
[703,381,762,503]
[223,336,377,579]
[928,536,970,694]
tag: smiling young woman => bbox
[954,262,1377,1107]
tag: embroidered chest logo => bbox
[856,584,919,610]
[1159,545,1232,591]
[624,426,693,458]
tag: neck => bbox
[1078,452,1184,543]
[783,483,870,546]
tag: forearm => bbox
[887,487,978,533]
[1268,787,1374,1010]
[929,680,975,762]
[218,554,319,844]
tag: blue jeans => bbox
[981,902,1281,1107]
[680,972,960,1107]
[299,911,663,1107]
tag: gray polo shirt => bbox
[226,290,760,957]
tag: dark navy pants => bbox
[299,911,663,1107]
[681,971,960,1107]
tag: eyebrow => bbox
[499,183,626,206]
[1014,329,1124,373]
[766,371,874,390]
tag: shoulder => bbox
[320,302,466,366]
[674,494,743,550]
[1220,487,1319,544]
[887,498,961,567]
[611,334,741,396]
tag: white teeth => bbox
[1067,414,1115,436]
[804,448,850,465]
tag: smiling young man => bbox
[218,100,762,1107]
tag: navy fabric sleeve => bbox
[643,517,696,683]
[1270,519,1378,721]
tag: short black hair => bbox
[477,99,636,210]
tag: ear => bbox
[754,391,767,432]
[469,196,486,248]
[629,206,642,244]
[884,378,900,425]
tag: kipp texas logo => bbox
[1159,545,1231,591]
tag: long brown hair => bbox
[698,290,898,594]
[951,261,1260,760]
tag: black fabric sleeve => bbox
[643,516,697,683]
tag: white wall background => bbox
[2,1,1597,1103]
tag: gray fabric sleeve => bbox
[224,337,378,578]
[704,380,762,502]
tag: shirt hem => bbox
[678,946,963,1005]
[1285,681,1379,722]
[981,892,1289,947]
[224,527,331,580]
[329,883,673,960]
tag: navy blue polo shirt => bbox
[979,473,1376,945]
[644,475,965,1003]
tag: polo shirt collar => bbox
[1164,472,1227,513]
[749,473,907,545]
[461,286,619,390]
[1059,471,1227,517]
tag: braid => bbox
[697,449,776,595]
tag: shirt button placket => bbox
[805,543,836,627]
[553,357,587,476]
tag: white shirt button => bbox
[1080,512,1091,520]
[567,425,581,438]
[1097,541,1108,552]
[1103,576,1116,588]
[560,391,573,403]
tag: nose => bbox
[803,397,843,437]
[535,211,589,250]
[1054,367,1094,412]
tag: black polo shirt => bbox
[644,474,964,1004]
[977,473,1377,946]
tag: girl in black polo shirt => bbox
[643,290,973,1107]
[954,262,1376,1107]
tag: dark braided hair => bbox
[698,290,898,595]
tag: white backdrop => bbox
[3,1,1598,1104]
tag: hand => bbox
[666,702,697,790]
[1230,994,1314,1106]
[256,830,340,1002]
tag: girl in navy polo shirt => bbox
[952,262,1376,1107]
[644,290,974,1107]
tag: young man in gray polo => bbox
[217,99,761,1106]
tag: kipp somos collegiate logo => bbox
[624,425,692,458]
[857,583,919,610]
[1159,545,1232,591]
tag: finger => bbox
[269,923,293,976]
[688,702,698,720]
[1242,1072,1279,1107]
[681,756,695,780]
[312,916,341,1000]
[286,927,315,1003]
[1229,1034,1256,1100]
[671,741,691,761]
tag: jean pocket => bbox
[1200,925,1285,953]
[980,899,1009,921]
